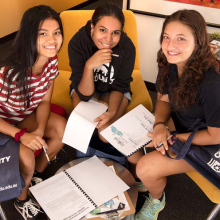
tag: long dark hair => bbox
[0,5,63,109]
[91,2,125,30]
[156,9,218,110]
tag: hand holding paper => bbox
[62,100,108,153]
[94,111,115,129]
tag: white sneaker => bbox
[14,198,43,220]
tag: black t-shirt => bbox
[68,21,136,101]
[166,64,220,133]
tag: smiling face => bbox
[161,21,196,72]
[37,18,63,63]
[91,16,122,49]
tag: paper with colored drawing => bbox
[101,104,155,157]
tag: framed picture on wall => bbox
[127,0,220,28]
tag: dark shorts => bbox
[70,89,132,103]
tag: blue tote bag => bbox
[0,133,26,202]
[166,119,220,189]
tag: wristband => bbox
[14,128,27,142]
[153,121,165,129]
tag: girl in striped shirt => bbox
[0,5,66,219]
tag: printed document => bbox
[30,156,129,220]
[101,105,155,156]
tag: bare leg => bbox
[17,144,35,200]
[128,149,144,178]
[135,116,193,198]
[17,111,66,172]
[136,149,195,199]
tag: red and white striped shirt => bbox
[0,56,59,124]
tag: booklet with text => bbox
[101,104,155,157]
[29,156,129,220]
[62,100,108,153]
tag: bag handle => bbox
[166,118,204,159]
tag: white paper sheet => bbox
[30,156,129,220]
[86,165,130,219]
[101,105,155,156]
[62,100,108,153]
[29,172,95,220]
[66,156,129,206]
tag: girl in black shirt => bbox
[135,9,220,220]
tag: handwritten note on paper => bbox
[101,105,155,156]
[62,100,108,153]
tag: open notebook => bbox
[101,104,155,157]
[29,156,129,220]
[62,100,108,153]
[85,161,135,220]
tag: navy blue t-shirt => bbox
[165,64,220,133]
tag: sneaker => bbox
[136,182,148,192]
[135,193,166,220]
[30,177,43,186]
[14,198,43,220]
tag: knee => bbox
[52,116,67,140]
[98,133,109,143]
[19,147,35,177]
[97,126,109,143]
[136,155,158,181]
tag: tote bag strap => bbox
[166,118,204,159]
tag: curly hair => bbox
[156,9,219,110]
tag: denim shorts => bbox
[70,89,132,103]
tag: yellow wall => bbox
[0,0,87,38]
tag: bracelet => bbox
[14,128,27,142]
[153,121,165,129]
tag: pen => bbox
[96,209,119,215]
[156,135,173,149]
[112,53,121,57]
[42,146,50,164]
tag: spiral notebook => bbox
[29,156,129,220]
[85,161,135,220]
[101,104,155,157]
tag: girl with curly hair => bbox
[135,9,220,220]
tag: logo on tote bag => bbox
[207,159,220,173]
[0,156,11,164]
[214,150,220,158]
[207,149,220,173]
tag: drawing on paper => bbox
[111,126,123,136]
